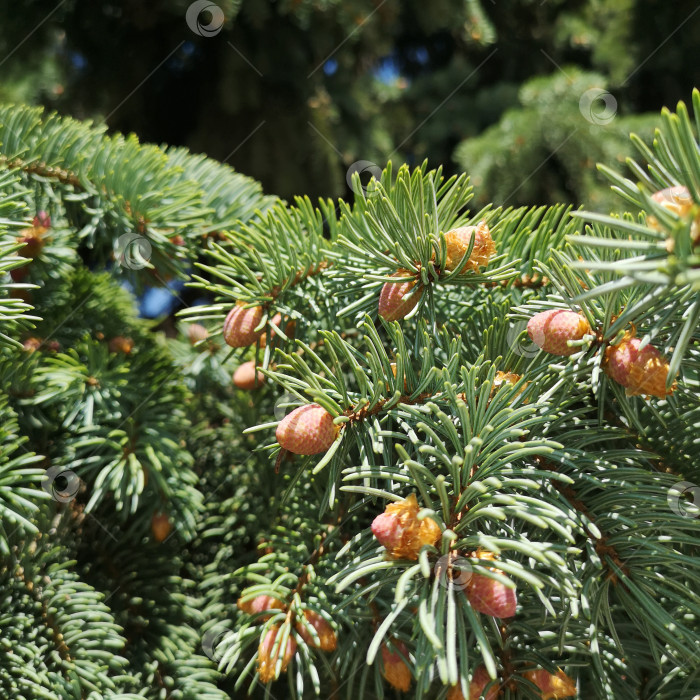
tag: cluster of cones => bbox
[371,495,575,698]
[526,309,676,399]
[445,666,577,700]
[236,594,337,683]
[378,221,496,321]
[221,310,295,389]
[371,497,516,618]
[522,183,696,398]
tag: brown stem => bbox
[3,156,83,189]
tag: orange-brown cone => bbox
[151,513,172,542]
[443,221,496,272]
[108,336,134,354]
[258,625,296,683]
[17,224,49,258]
[381,640,411,692]
[604,337,675,399]
[22,337,43,353]
[523,669,576,699]
[371,493,441,560]
[295,610,337,651]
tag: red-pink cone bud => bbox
[276,404,337,455]
[260,313,283,348]
[238,594,285,618]
[445,665,499,700]
[10,265,29,283]
[378,270,422,321]
[233,360,266,390]
[465,571,517,618]
[467,665,499,700]
[187,323,209,345]
[527,309,591,356]
[223,303,264,348]
[32,211,51,229]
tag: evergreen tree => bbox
[2,0,698,200]
[454,68,661,210]
[1,87,700,700]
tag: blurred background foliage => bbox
[1,0,699,208]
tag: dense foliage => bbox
[0,82,699,699]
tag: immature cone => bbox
[108,336,134,354]
[490,370,529,402]
[371,493,441,560]
[151,513,172,542]
[604,337,675,399]
[10,265,29,283]
[223,303,264,348]
[17,224,49,258]
[447,684,466,700]
[257,625,296,683]
[447,665,498,700]
[233,360,266,390]
[523,669,576,699]
[10,288,32,304]
[381,640,411,692]
[237,594,285,618]
[32,211,51,229]
[648,186,700,245]
[22,337,43,353]
[651,185,693,216]
[295,610,337,651]
[443,221,496,272]
[187,323,209,345]
[527,309,591,356]
[378,269,422,321]
[259,313,295,348]
[465,570,517,618]
[276,404,337,455]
